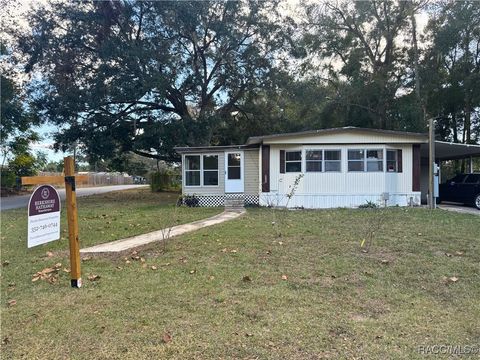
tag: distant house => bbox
[175,127,480,208]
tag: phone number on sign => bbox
[30,222,59,233]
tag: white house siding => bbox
[182,149,260,206]
[260,143,421,208]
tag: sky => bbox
[5,0,430,163]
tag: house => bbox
[175,127,480,208]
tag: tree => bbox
[304,0,424,130]
[13,0,291,163]
[422,0,480,144]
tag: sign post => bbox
[64,157,82,288]
[22,156,87,288]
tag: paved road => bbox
[1,185,148,211]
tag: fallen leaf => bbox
[125,260,131,264]
[209,275,215,280]
[46,251,54,258]
[190,269,196,274]
[245,333,253,337]
[82,256,92,262]
[140,258,146,263]
[242,275,252,282]
[449,276,459,283]
[445,252,453,257]
[380,259,389,265]
[7,299,16,307]
[455,251,464,256]
[162,332,172,343]
[230,249,237,253]
[281,274,288,280]
[88,274,101,281]
[151,266,158,270]
[54,263,62,269]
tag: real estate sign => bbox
[28,185,61,248]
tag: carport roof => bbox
[421,141,480,160]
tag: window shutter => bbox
[397,149,403,172]
[262,146,270,192]
[280,150,285,174]
[412,145,421,191]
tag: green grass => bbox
[1,195,479,359]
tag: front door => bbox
[225,151,244,193]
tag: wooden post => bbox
[64,156,82,288]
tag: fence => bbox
[38,172,134,187]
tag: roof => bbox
[174,127,480,160]
[423,141,480,160]
[174,144,259,154]
[245,127,427,145]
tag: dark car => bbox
[439,173,480,210]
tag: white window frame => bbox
[202,154,220,187]
[348,148,385,173]
[365,149,384,172]
[386,149,398,173]
[305,149,342,173]
[285,150,302,173]
[323,149,342,172]
[184,153,220,188]
[184,155,201,187]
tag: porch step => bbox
[225,198,245,210]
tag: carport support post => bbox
[64,156,82,288]
[428,117,435,209]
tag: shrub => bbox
[358,200,378,209]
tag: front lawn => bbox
[1,200,479,359]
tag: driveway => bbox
[0,185,148,211]
[438,202,480,216]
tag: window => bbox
[306,150,342,172]
[285,151,302,172]
[227,153,241,179]
[203,155,218,186]
[348,149,384,172]
[464,174,480,184]
[324,150,341,172]
[185,155,200,186]
[306,150,322,172]
[366,149,383,172]
[387,150,397,172]
[348,150,365,172]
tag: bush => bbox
[358,200,378,209]
[150,172,181,192]
[1,170,18,189]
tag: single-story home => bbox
[175,127,480,208]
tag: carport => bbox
[419,141,480,203]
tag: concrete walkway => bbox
[81,209,245,253]
[438,203,480,216]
